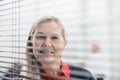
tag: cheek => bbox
[56,43,65,53]
[32,40,42,53]
[35,42,41,47]
[33,39,41,47]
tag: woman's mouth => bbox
[38,50,60,58]
[39,50,54,54]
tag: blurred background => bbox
[0,0,120,80]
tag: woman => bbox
[21,16,95,80]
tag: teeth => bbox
[39,51,54,54]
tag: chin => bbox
[37,57,57,64]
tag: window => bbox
[0,0,120,80]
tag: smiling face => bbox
[32,21,66,63]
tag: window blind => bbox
[0,0,120,80]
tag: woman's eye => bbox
[52,37,58,40]
[36,35,46,39]
[38,36,45,38]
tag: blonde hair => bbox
[22,16,66,80]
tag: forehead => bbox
[35,22,63,34]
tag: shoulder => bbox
[69,65,90,73]
[69,65,95,80]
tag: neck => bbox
[40,60,61,75]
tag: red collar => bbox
[59,62,70,78]
[40,62,70,80]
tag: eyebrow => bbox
[36,32,61,36]
[51,34,60,36]
[36,32,44,34]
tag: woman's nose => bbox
[43,38,52,47]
